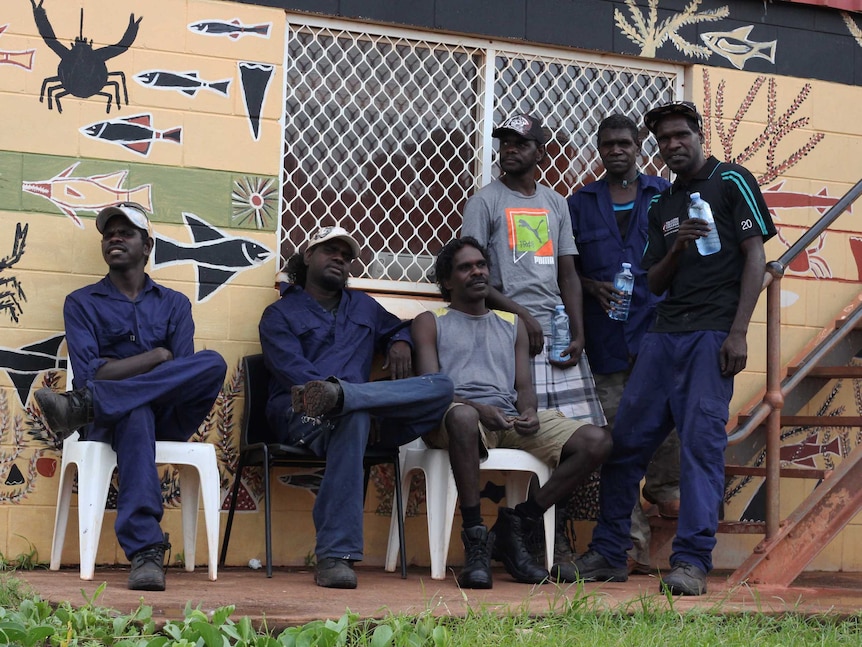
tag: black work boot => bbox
[490,507,549,584]
[315,557,357,589]
[457,525,493,589]
[659,561,707,596]
[128,534,171,591]
[35,387,94,439]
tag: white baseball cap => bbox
[307,225,360,258]
[95,202,152,235]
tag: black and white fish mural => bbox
[80,113,182,156]
[31,1,141,113]
[152,213,272,302]
[700,25,777,70]
[134,70,231,97]
[0,334,67,405]
[187,19,270,40]
[238,61,274,141]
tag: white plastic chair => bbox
[384,438,555,580]
[49,367,221,580]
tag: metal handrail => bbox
[727,178,862,538]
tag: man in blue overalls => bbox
[259,225,453,589]
[568,114,679,575]
[36,202,227,592]
[573,102,775,595]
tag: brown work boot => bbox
[35,387,93,439]
[301,380,343,418]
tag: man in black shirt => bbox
[573,101,775,596]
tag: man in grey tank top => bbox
[412,237,612,588]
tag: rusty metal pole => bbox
[763,267,785,539]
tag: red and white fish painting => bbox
[0,24,36,70]
[80,114,182,157]
[763,181,851,219]
[22,162,152,227]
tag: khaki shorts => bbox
[424,402,589,468]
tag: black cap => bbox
[644,101,703,134]
[491,113,549,145]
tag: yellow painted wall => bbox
[1,0,861,577]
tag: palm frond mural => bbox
[615,0,729,58]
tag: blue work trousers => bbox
[589,331,732,574]
[85,350,227,558]
[273,373,453,562]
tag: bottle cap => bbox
[555,304,566,311]
[691,192,701,200]
[622,262,631,269]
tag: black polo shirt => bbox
[642,156,776,333]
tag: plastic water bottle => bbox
[549,304,570,362]
[690,192,721,256]
[608,262,634,321]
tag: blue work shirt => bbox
[258,283,412,419]
[568,174,670,374]
[64,275,195,388]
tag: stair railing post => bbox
[764,264,785,539]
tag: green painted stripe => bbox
[3,150,277,232]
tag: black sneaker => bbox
[457,525,493,589]
[128,534,171,591]
[35,387,94,439]
[659,562,707,596]
[571,549,628,582]
[315,557,357,589]
[490,507,548,584]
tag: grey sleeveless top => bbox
[433,306,519,417]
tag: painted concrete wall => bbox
[1,0,861,575]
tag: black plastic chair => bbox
[219,354,407,578]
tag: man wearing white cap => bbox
[258,225,453,589]
[36,201,227,592]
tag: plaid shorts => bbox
[532,341,606,426]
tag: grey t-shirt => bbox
[461,179,578,333]
[434,306,519,417]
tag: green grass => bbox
[0,572,861,646]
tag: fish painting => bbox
[763,182,851,219]
[22,162,152,226]
[80,114,182,156]
[0,334,67,405]
[700,25,777,70]
[188,19,271,39]
[780,435,843,469]
[0,24,36,70]
[135,70,231,97]
[152,213,272,302]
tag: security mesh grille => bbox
[281,19,681,293]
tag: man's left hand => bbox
[720,332,747,377]
[383,340,412,379]
[549,336,584,368]
[512,408,540,436]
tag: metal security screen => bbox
[280,16,682,294]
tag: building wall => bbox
[1,0,861,573]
